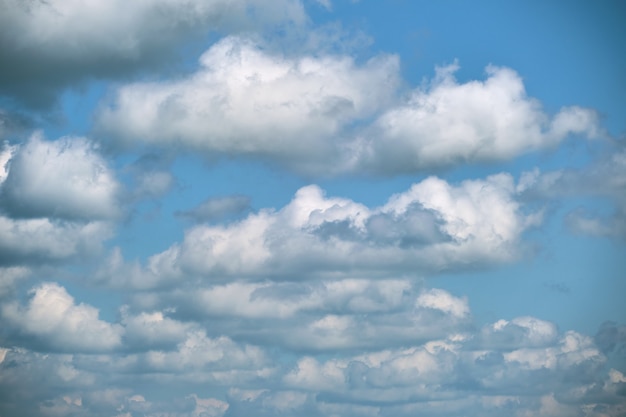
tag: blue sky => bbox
[0,1,625,416]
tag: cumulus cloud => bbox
[0,133,120,220]
[1,282,123,352]
[0,0,308,107]
[96,54,601,175]
[0,134,120,266]
[1,300,623,417]
[248,324,614,416]
[0,216,113,266]
[106,279,471,353]
[354,62,602,173]
[98,173,537,289]
[96,35,399,173]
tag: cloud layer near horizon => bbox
[1,279,624,417]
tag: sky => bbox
[0,1,625,416]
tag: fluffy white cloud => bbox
[0,133,120,221]
[96,54,601,175]
[0,0,308,107]
[0,135,118,266]
[0,216,113,266]
[355,62,602,173]
[1,282,123,352]
[416,288,469,318]
[99,174,537,289]
[96,35,399,173]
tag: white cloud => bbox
[96,56,601,175]
[1,282,123,352]
[0,216,113,266]
[189,394,229,417]
[100,174,536,289]
[0,133,120,221]
[355,62,602,173]
[129,330,268,376]
[0,313,621,417]
[149,281,470,351]
[416,288,469,318]
[480,316,559,349]
[283,356,345,390]
[96,35,399,173]
[0,135,118,266]
[165,278,412,329]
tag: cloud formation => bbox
[176,195,251,223]
[0,2,623,417]
[519,147,626,239]
[0,133,120,221]
[0,134,118,266]
[96,173,538,289]
[0,0,307,107]
[0,280,626,417]
[96,50,601,175]
[357,63,602,173]
[96,36,399,174]
[1,282,123,352]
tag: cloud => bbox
[478,316,559,350]
[120,151,178,201]
[96,54,601,175]
[0,133,121,221]
[1,297,623,416]
[594,321,626,355]
[519,147,626,239]
[0,134,119,266]
[1,282,123,353]
[354,62,602,173]
[176,195,252,223]
[0,216,113,266]
[0,0,308,108]
[97,173,538,289]
[107,279,471,353]
[0,266,30,297]
[120,307,192,351]
[95,35,400,173]
[416,288,469,318]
